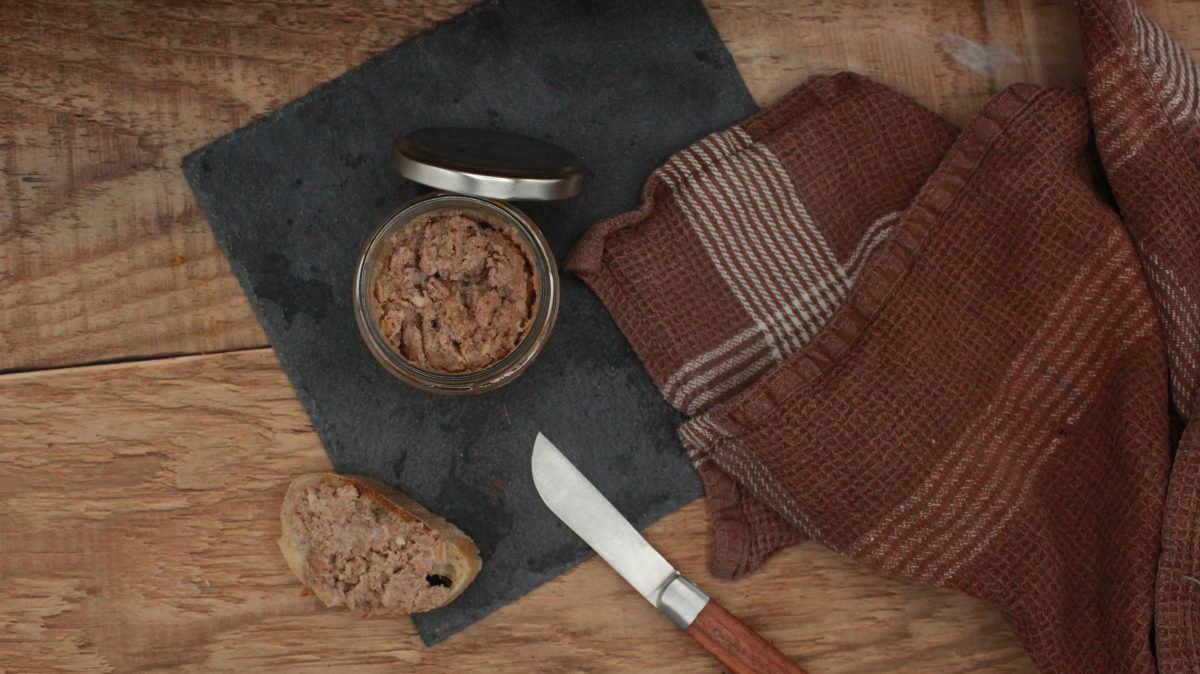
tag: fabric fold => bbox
[567,73,957,576]
[567,72,957,419]
[568,0,1200,670]
[1078,2,1200,671]
[681,84,1170,673]
[1158,422,1200,674]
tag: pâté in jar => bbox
[354,128,586,395]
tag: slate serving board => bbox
[183,0,755,644]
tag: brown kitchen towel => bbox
[569,72,958,575]
[569,73,957,420]
[1080,0,1200,419]
[567,0,1200,671]
[1161,423,1200,672]
[1077,1,1200,671]
[675,83,1170,673]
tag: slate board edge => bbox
[181,1,497,172]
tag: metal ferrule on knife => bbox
[655,572,710,629]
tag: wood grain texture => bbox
[708,0,1082,127]
[0,1,475,372]
[0,349,1033,673]
[7,2,1200,671]
[685,599,809,674]
[3,1,1198,371]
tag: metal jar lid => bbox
[392,128,587,201]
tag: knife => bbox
[531,433,809,674]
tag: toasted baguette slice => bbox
[279,473,481,615]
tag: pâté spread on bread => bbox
[279,473,481,615]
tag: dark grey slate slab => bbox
[182,0,755,645]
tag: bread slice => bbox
[279,472,481,615]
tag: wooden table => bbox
[5,1,1197,671]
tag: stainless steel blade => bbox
[531,433,677,604]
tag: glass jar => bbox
[353,128,585,395]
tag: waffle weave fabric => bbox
[566,1,1200,671]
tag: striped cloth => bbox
[566,1,1199,672]
[1079,2,1200,672]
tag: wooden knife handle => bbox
[685,599,808,674]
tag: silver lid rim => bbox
[392,152,584,201]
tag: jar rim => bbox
[353,193,560,395]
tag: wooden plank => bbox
[717,0,1189,124]
[5,1,1197,370]
[0,349,1033,672]
[0,1,476,372]
[708,0,1085,127]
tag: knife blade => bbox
[531,433,808,674]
